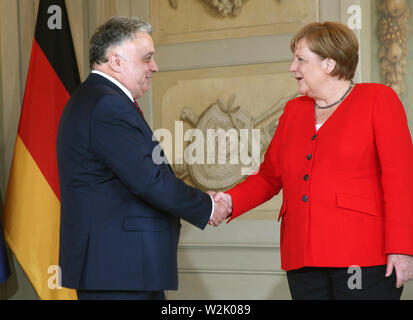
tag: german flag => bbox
[3,0,79,299]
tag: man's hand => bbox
[386,254,413,288]
[213,192,233,211]
[206,191,232,227]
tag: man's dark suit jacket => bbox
[57,73,211,291]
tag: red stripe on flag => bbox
[18,39,70,200]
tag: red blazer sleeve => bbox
[226,104,288,222]
[373,86,413,255]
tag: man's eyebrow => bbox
[142,52,154,59]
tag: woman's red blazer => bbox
[227,83,413,271]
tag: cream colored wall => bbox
[0,0,412,300]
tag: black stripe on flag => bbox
[34,0,80,95]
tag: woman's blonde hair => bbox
[290,21,359,80]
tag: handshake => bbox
[207,191,233,227]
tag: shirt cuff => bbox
[209,194,215,220]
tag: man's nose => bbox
[151,58,159,72]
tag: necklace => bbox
[314,81,355,109]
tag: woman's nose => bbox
[289,60,297,73]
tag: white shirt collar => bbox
[91,70,134,102]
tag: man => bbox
[57,17,230,300]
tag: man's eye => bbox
[143,54,154,62]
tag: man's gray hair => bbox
[89,16,154,69]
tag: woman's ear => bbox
[322,58,336,74]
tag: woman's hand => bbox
[386,254,413,288]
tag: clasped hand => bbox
[206,191,232,227]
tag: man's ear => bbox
[107,52,122,73]
[322,58,336,74]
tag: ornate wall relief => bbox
[151,0,319,44]
[151,62,297,192]
[378,0,410,95]
[174,92,294,190]
[169,0,249,17]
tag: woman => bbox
[213,21,413,299]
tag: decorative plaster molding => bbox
[170,0,249,17]
[178,268,285,275]
[175,93,296,190]
[177,243,283,276]
[378,0,410,95]
[153,0,318,44]
[178,243,280,251]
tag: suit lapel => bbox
[87,73,174,174]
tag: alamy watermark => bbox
[152,121,261,176]
[347,5,362,30]
[347,265,362,290]
[47,5,63,30]
[47,265,62,290]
